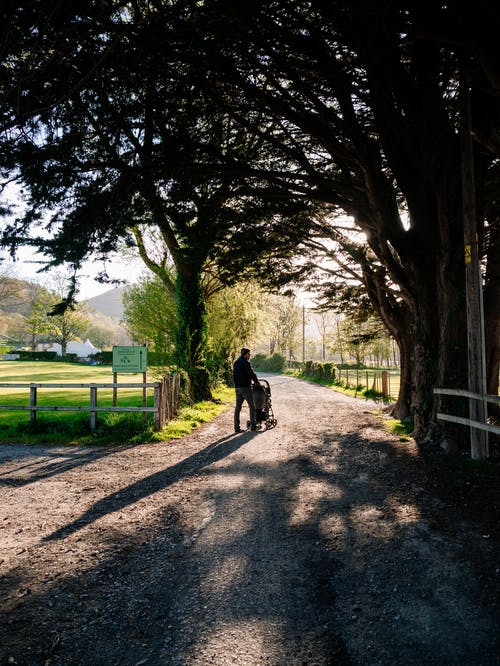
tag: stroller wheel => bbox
[265,418,277,429]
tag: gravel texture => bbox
[0,373,498,665]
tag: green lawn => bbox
[0,360,155,407]
[0,361,233,445]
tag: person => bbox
[233,347,260,433]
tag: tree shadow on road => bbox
[0,444,130,487]
[1,418,499,665]
[43,431,256,542]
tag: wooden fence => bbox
[434,387,500,459]
[433,388,500,435]
[335,368,396,399]
[0,373,180,432]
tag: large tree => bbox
[0,1,313,400]
[190,1,500,444]
[2,1,498,433]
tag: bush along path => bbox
[0,374,498,664]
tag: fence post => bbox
[142,371,147,420]
[382,371,389,399]
[173,373,179,416]
[30,385,37,425]
[168,375,175,420]
[154,383,161,431]
[113,372,117,407]
[90,385,97,432]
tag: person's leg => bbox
[241,386,257,428]
[234,388,245,431]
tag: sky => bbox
[1,246,144,299]
[1,181,145,299]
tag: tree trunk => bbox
[175,264,212,402]
[483,221,500,418]
[390,332,412,421]
[435,231,469,450]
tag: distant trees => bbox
[0,272,122,351]
[122,274,177,356]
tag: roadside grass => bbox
[286,369,416,442]
[0,361,233,446]
[286,368,395,403]
[153,386,234,441]
[383,418,413,441]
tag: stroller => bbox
[247,378,278,430]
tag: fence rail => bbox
[434,387,500,436]
[0,375,180,432]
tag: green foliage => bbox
[252,353,286,373]
[302,361,337,381]
[9,350,58,361]
[122,273,177,356]
[206,282,262,383]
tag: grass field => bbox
[0,361,233,445]
[288,366,401,401]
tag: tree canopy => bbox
[1,1,498,444]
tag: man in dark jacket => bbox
[233,347,259,432]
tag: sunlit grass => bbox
[153,385,234,441]
[286,368,396,402]
[0,361,234,445]
[383,418,413,441]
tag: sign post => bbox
[112,346,148,411]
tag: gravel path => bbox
[0,374,498,665]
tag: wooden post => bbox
[366,371,369,392]
[461,70,489,459]
[30,385,37,426]
[90,385,97,432]
[382,371,389,399]
[302,305,305,363]
[153,383,160,431]
[113,372,118,407]
[164,375,170,423]
[143,371,147,420]
[173,373,179,417]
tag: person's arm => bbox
[249,363,259,385]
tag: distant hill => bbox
[85,286,128,320]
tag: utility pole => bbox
[302,305,306,363]
[461,70,489,460]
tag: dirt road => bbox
[0,374,498,665]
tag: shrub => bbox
[301,360,337,381]
[252,353,267,371]
[252,352,286,373]
[9,350,58,361]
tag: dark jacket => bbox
[233,355,259,388]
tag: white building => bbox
[40,339,101,358]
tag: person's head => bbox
[241,347,251,359]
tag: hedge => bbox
[252,353,286,373]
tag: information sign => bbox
[112,346,148,373]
